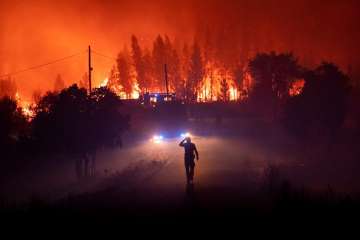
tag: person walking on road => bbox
[179,137,199,184]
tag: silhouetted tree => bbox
[163,35,178,87]
[284,62,351,137]
[234,64,245,100]
[249,52,300,100]
[54,74,65,92]
[117,47,132,98]
[219,78,230,101]
[186,41,204,102]
[181,44,191,98]
[151,35,176,93]
[107,65,119,93]
[131,35,147,93]
[249,52,301,118]
[152,35,166,92]
[143,48,153,91]
[89,87,129,149]
[0,97,27,154]
[32,84,129,177]
[170,49,184,97]
[32,85,87,154]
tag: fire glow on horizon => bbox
[1,0,358,102]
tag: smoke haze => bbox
[1,0,359,100]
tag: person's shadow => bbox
[186,182,195,196]
[185,182,197,208]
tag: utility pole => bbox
[164,63,169,95]
[88,45,93,94]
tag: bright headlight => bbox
[180,132,191,138]
[152,135,164,143]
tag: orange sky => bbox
[1,0,359,100]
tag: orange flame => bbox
[289,79,305,96]
[15,92,35,119]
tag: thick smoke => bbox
[0,0,359,100]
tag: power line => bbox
[92,50,117,61]
[0,50,87,78]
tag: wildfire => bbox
[131,82,140,99]
[98,77,140,99]
[15,92,35,119]
[99,78,109,87]
[197,63,249,102]
[22,104,35,119]
[290,79,305,96]
[229,87,238,101]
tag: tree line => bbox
[0,84,129,178]
[96,35,355,106]
[106,35,219,101]
[0,49,356,176]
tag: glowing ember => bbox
[290,79,305,96]
[21,104,35,119]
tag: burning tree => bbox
[143,48,154,92]
[181,44,191,98]
[107,65,120,93]
[131,35,147,93]
[169,49,183,96]
[234,64,245,100]
[117,47,133,98]
[152,35,166,92]
[107,34,255,102]
[219,78,230,101]
[186,41,204,102]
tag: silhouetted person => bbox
[179,137,199,184]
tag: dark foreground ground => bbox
[1,118,360,229]
[2,175,360,230]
